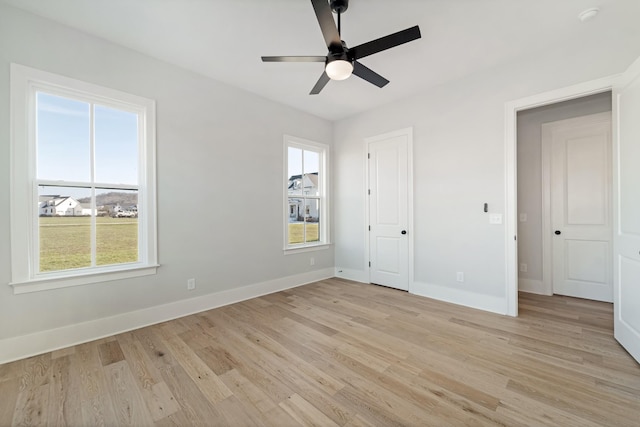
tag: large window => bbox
[285,136,329,250]
[9,64,157,293]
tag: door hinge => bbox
[368,153,370,159]
[368,189,370,195]
[369,261,371,267]
[514,235,517,241]
[368,225,371,231]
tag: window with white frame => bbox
[285,136,329,250]
[9,64,157,293]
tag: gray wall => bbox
[333,42,632,313]
[516,92,612,294]
[0,4,333,342]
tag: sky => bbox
[37,92,139,199]
[288,146,319,180]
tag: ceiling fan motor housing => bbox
[330,0,348,14]
[327,49,350,64]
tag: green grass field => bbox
[288,222,319,244]
[39,216,138,272]
[40,217,317,271]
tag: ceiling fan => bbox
[261,0,421,95]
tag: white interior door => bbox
[367,131,410,291]
[544,112,613,302]
[613,57,640,363]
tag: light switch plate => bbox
[489,213,503,225]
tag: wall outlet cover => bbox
[489,213,503,225]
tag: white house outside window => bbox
[9,64,158,293]
[284,136,329,251]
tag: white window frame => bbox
[9,64,158,294]
[284,135,330,253]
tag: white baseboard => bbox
[334,267,368,283]
[518,278,550,295]
[0,268,334,364]
[411,281,508,315]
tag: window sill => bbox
[10,264,159,294]
[283,243,331,255]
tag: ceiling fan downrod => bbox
[331,0,348,36]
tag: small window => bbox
[284,136,329,250]
[9,64,158,293]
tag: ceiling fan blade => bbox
[352,61,389,88]
[310,71,330,95]
[262,56,326,62]
[349,25,421,60]
[311,0,342,51]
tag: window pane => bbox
[95,105,139,185]
[96,189,138,266]
[303,150,320,197]
[36,92,90,182]
[304,199,320,243]
[38,186,91,272]
[288,197,304,244]
[288,147,302,196]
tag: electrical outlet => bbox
[310,257,315,266]
[519,263,528,273]
[187,278,196,290]
[489,213,503,225]
[456,272,464,282]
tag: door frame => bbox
[505,75,619,316]
[364,127,414,290]
[541,112,613,299]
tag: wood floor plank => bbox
[1,280,639,426]
[217,307,346,396]
[50,347,75,360]
[116,332,180,422]
[158,364,224,426]
[159,333,232,404]
[279,393,340,427]
[200,321,296,404]
[80,394,118,427]
[12,383,49,426]
[0,378,19,427]
[215,395,268,427]
[46,355,83,426]
[103,360,155,426]
[219,368,293,424]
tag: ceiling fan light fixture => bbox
[325,59,353,80]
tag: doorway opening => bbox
[504,76,617,317]
[516,93,613,304]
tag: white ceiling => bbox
[3,0,639,120]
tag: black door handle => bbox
[554,230,561,235]
[401,230,407,235]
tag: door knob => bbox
[554,230,561,235]
[401,230,407,235]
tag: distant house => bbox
[287,173,319,222]
[39,195,84,216]
[110,203,138,217]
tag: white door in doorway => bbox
[613,57,640,364]
[543,112,612,302]
[367,129,412,291]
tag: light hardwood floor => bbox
[1,278,639,426]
